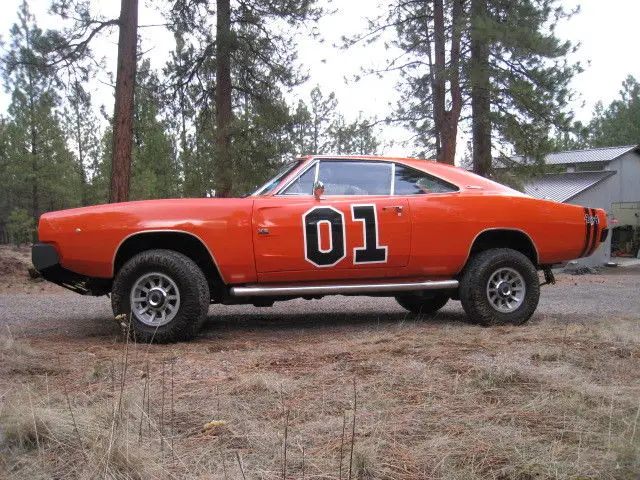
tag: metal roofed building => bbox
[523,171,616,203]
[543,145,638,166]
[522,145,640,266]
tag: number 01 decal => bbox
[303,205,388,268]
[351,205,388,264]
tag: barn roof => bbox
[523,171,616,203]
[544,145,639,165]
[507,144,640,167]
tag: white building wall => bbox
[566,175,617,266]
[609,151,640,204]
[563,151,640,266]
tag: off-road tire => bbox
[111,249,210,343]
[459,248,539,326]
[395,292,449,316]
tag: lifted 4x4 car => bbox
[32,155,608,343]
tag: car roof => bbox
[296,155,516,194]
[300,154,428,161]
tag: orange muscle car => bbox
[32,155,608,342]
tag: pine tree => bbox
[165,0,323,196]
[289,87,363,156]
[110,0,138,202]
[0,117,13,242]
[352,0,580,173]
[291,100,313,156]
[48,0,138,202]
[130,61,179,200]
[1,1,82,224]
[232,94,295,194]
[471,0,581,175]
[290,87,381,158]
[349,0,464,162]
[330,113,381,155]
[164,32,199,197]
[589,76,640,147]
[191,108,217,197]
[348,115,381,155]
[309,86,338,154]
[550,121,590,152]
[163,27,218,198]
[93,60,179,201]
[62,79,101,206]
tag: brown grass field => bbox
[1,246,639,479]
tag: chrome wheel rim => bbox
[486,267,526,313]
[130,272,180,327]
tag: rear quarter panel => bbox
[407,192,600,276]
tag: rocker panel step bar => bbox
[230,279,459,297]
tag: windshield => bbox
[251,160,303,196]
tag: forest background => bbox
[1,0,639,244]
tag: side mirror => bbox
[313,181,325,200]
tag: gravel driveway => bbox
[1,267,639,340]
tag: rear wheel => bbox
[395,292,449,315]
[459,248,539,326]
[111,249,210,343]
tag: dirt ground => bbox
[1,246,639,479]
[0,245,65,294]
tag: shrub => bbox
[7,208,35,247]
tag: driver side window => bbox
[281,160,393,196]
[282,165,316,195]
[318,161,391,195]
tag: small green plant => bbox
[7,208,35,247]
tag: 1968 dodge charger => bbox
[32,155,608,342]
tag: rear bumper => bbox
[31,243,111,296]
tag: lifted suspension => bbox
[539,265,556,287]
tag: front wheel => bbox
[111,249,210,343]
[459,248,539,326]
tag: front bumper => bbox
[31,243,111,296]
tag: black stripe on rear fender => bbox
[578,207,590,258]
[586,208,600,256]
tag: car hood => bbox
[37,197,252,241]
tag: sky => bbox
[1,0,639,156]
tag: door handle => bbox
[382,205,404,214]
[257,227,270,235]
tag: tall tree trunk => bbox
[432,0,463,165]
[215,0,233,198]
[422,3,439,160]
[444,0,463,165]
[432,0,446,162]
[109,0,138,203]
[470,0,492,177]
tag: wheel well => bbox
[469,230,538,266]
[113,232,224,300]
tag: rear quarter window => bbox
[394,164,459,195]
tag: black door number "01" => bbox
[303,205,388,267]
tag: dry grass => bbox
[1,313,639,479]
